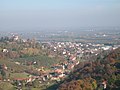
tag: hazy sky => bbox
[0,0,120,31]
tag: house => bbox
[15,62,20,65]
[13,35,19,41]
[67,64,74,70]
[2,49,8,53]
[102,79,107,89]
[2,64,8,70]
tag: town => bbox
[0,33,120,90]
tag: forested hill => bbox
[58,47,120,90]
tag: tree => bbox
[32,79,40,88]
[1,70,6,80]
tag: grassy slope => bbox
[14,55,60,68]
[0,58,28,72]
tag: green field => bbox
[14,55,60,68]
[9,72,29,79]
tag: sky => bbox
[0,0,120,31]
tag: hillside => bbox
[58,47,120,90]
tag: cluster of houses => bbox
[37,41,120,81]
[42,42,120,61]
